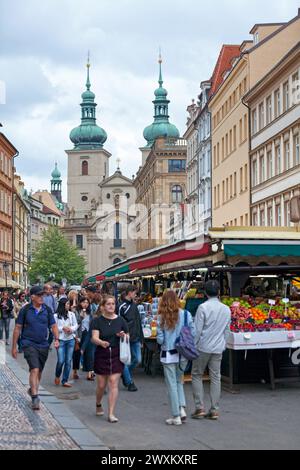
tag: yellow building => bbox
[245,43,300,227]
[210,10,300,227]
[13,175,30,288]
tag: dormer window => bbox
[253,32,259,45]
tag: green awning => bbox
[224,243,300,257]
[105,265,130,277]
[87,276,97,283]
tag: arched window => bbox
[113,257,122,265]
[171,185,183,203]
[82,161,88,176]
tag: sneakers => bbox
[191,408,206,419]
[121,375,129,388]
[180,407,187,422]
[166,416,182,426]
[31,396,40,411]
[108,415,119,423]
[96,404,104,416]
[205,410,219,420]
[127,382,138,392]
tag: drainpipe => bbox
[12,151,19,282]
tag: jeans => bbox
[123,341,142,385]
[55,339,75,384]
[0,318,11,341]
[192,352,223,412]
[163,360,187,417]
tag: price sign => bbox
[232,302,241,308]
[268,299,276,306]
[282,298,289,304]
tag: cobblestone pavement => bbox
[0,364,79,450]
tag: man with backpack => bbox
[191,280,231,421]
[11,285,59,410]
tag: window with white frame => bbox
[283,81,289,112]
[259,155,265,183]
[276,204,281,226]
[294,134,300,165]
[284,200,291,227]
[252,212,258,226]
[292,71,299,106]
[258,102,264,130]
[266,96,272,125]
[274,89,281,118]
[260,208,265,226]
[284,141,290,171]
[267,151,273,178]
[275,145,281,175]
[252,109,257,134]
[252,159,258,186]
[267,206,273,226]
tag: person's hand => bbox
[11,347,18,359]
[116,331,126,338]
[100,340,110,349]
[54,339,60,350]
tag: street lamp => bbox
[3,262,10,289]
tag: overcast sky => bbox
[0,0,299,201]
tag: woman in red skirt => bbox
[91,295,129,423]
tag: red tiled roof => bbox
[209,45,241,97]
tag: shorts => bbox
[23,346,49,372]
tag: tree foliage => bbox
[29,226,86,285]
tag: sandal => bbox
[108,415,119,423]
[87,375,95,381]
[96,403,104,416]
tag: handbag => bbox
[119,335,131,365]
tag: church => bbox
[62,59,137,276]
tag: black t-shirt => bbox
[91,315,129,348]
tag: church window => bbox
[171,185,183,203]
[106,193,111,199]
[81,196,88,202]
[126,193,130,199]
[76,235,83,250]
[82,161,88,175]
[113,257,122,264]
[114,223,122,248]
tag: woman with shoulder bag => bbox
[72,297,88,380]
[91,295,129,423]
[157,290,195,426]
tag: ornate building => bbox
[63,60,136,276]
[135,57,187,253]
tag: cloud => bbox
[0,0,299,199]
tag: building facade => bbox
[245,43,300,227]
[134,57,186,253]
[0,132,17,285]
[63,60,136,276]
[210,10,300,227]
[13,175,30,288]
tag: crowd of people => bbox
[7,279,231,425]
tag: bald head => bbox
[44,284,53,295]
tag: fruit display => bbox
[222,296,300,333]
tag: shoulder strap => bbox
[21,304,31,334]
[184,309,188,327]
[43,304,53,328]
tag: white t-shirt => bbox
[54,311,78,341]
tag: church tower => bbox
[66,56,111,219]
[51,162,62,203]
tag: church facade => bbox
[63,60,136,276]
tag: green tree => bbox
[29,226,87,285]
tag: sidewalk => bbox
[0,343,108,450]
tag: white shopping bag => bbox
[120,336,131,365]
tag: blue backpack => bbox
[175,310,199,361]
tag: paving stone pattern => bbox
[0,365,79,450]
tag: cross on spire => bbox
[116,157,121,171]
[86,51,91,90]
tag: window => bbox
[226,178,229,201]
[171,185,183,203]
[260,155,265,183]
[76,235,83,250]
[252,160,258,186]
[222,181,225,203]
[222,137,225,160]
[240,167,243,192]
[253,32,259,45]
[283,81,289,112]
[239,118,243,144]
[267,206,273,226]
[275,145,281,175]
[244,114,247,140]
[106,193,111,199]
[258,102,264,130]
[284,200,291,227]
[234,172,237,196]
[82,161,88,176]
[230,175,233,198]
[276,204,281,226]
[294,135,300,165]
[114,223,122,248]
[233,126,237,150]
[240,215,244,226]
[244,164,248,190]
[266,96,272,124]
[225,134,228,156]
[284,141,290,171]
[267,151,273,178]
[113,258,122,265]
[260,208,265,226]
[168,160,186,172]
[81,195,88,202]
[252,212,258,226]
[292,72,299,105]
[274,89,281,118]
[126,193,130,199]
[252,109,257,134]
